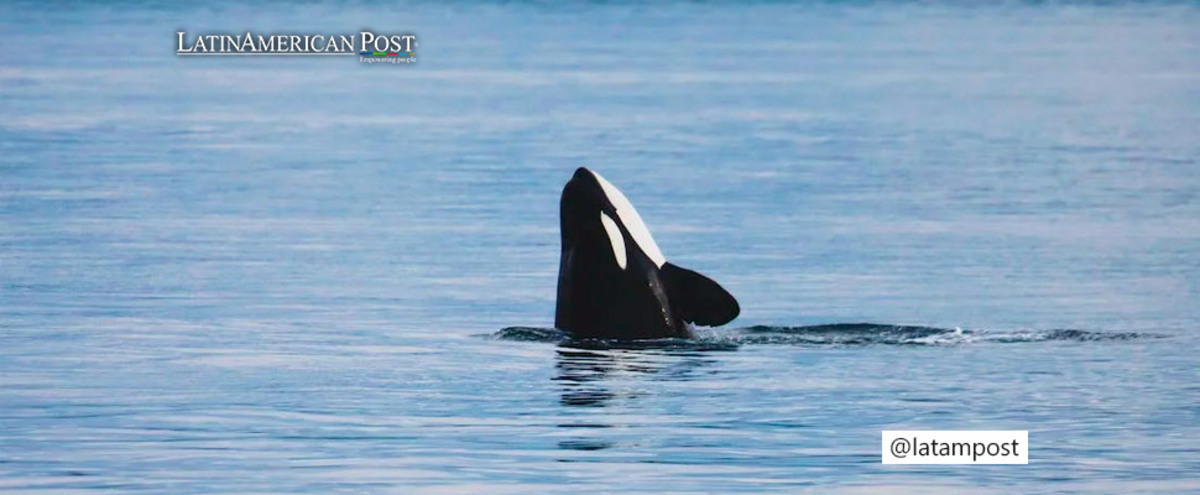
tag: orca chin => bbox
[555,167,740,340]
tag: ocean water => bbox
[3,1,1200,493]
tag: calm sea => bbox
[2,1,1199,493]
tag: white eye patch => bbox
[599,211,627,270]
[590,170,666,268]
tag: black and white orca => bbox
[555,167,739,340]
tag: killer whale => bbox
[555,167,739,340]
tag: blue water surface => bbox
[2,1,1199,493]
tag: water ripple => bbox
[490,324,1162,348]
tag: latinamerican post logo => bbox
[176,31,417,64]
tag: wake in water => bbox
[488,323,1158,350]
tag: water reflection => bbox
[554,347,720,452]
[554,348,719,407]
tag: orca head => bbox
[560,167,664,271]
[556,167,741,340]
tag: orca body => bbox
[555,168,739,340]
